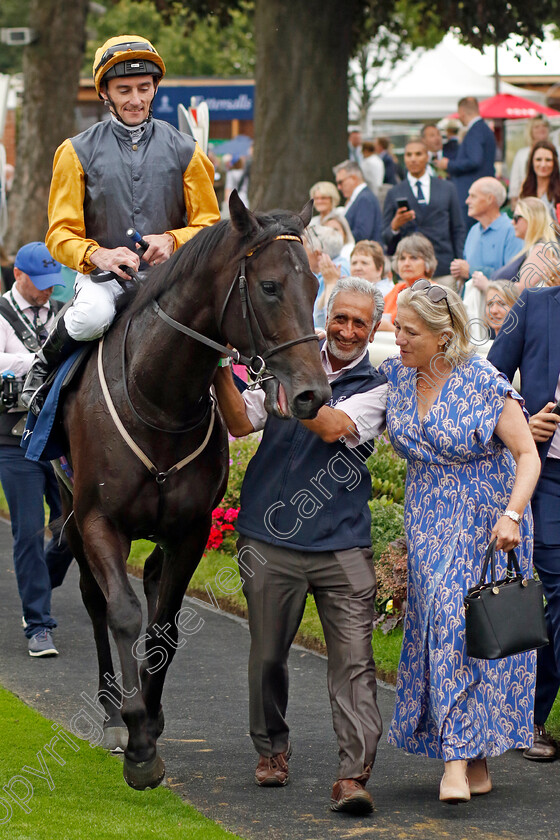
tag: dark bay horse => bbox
[58,192,330,789]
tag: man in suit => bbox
[438,97,496,230]
[382,138,465,285]
[333,160,382,243]
[488,286,560,761]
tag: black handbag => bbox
[464,538,548,660]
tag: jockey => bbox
[22,35,220,412]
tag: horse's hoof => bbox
[102,726,128,754]
[123,753,165,790]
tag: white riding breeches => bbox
[64,272,124,341]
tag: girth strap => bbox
[97,337,215,484]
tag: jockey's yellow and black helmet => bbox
[93,35,166,97]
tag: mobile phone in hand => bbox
[551,398,560,416]
[397,198,409,211]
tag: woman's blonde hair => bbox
[514,196,557,254]
[309,181,340,208]
[397,283,474,367]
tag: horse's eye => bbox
[261,281,278,296]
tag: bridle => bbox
[97,232,319,485]
[152,233,319,389]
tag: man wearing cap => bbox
[22,34,220,411]
[0,242,73,657]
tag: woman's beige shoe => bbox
[467,758,492,795]
[439,760,471,804]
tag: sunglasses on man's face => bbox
[411,278,455,329]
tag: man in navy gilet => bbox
[214,277,388,815]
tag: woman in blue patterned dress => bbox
[379,280,541,804]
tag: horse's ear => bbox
[229,189,258,237]
[299,199,314,229]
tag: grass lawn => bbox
[0,686,242,840]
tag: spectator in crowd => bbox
[442,120,461,160]
[304,225,349,329]
[348,126,363,164]
[373,137,400,185]
[383,233,437,325]
[224,155,250,209]
[519,140,560,222]
[0,242,73,657]
[450,177,521,291]
[322,213,355,262]
[438,97,496,229]
[485,197,558,286]
[509,116,552,204]
[488,284,560,762]
[484,279,520,336]
[309,181,342,227]
[333,161,382,243]
[382,138,465,287]
[421,124,443,166]
[350,240,391,295]
[464,196,559,338]
[214,277,388,814]
[381,282,540,803]
[360,140,385,196]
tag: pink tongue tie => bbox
[277,383,289,416]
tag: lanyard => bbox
[9,291,52,341]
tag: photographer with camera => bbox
[0,242,73,657]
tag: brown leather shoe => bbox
[330,779,374,814]
[255,746,291,786]
[523,725,558,762]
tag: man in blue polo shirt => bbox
[214,277,387,815]
[450,177,521,289]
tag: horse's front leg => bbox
[80,511,164,790]
[140,521,211,742]
[59,486,127,753]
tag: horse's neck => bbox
[126,298,220,412]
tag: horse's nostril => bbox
[295,390,316,405]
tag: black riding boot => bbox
[21,313,81,415]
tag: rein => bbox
[98,337,216,484]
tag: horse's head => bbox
[222,192,331,420]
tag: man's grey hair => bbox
[332,160,363,180]
[326,276,385,327]
[474,176,506,208]
[304,224,343,258]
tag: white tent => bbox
[365,39,546,126]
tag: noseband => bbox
[152,234,319,388]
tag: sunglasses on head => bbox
[411,278,455,329]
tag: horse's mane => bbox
[124,207,306,319]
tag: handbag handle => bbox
[477,538,522,588]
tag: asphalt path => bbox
[0,519,558,840]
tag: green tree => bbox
[0,0,29,75]
[85,0,255,77]
[151,0,560,210]
[5,0,88,253]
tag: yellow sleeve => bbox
[166,143,221,250]
[46,140,100,274]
